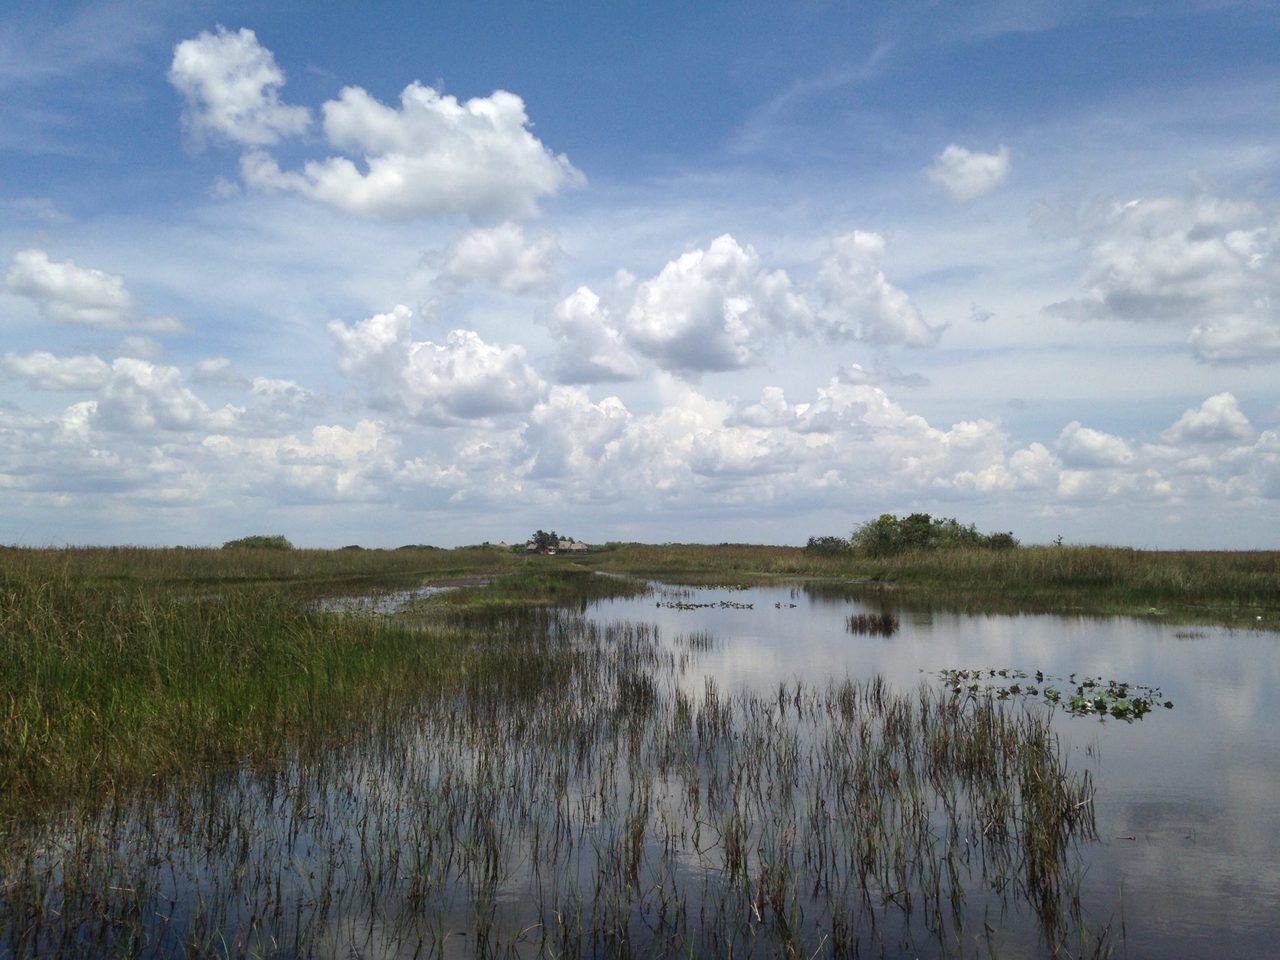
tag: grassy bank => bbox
[0,545,520,822]
[585,543,1280,620]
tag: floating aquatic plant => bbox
[938,668,1172,721]
[656,599,754,610]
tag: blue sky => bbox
[2,1,1279,547]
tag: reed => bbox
[0,546,521,822]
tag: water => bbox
[4,578,1276,958]
[591,581,1280,958]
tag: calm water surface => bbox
[589,581,1280,958]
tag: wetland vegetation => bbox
[1,540,1277,957]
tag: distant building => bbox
[558,539,589,552]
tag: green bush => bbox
[222,534,294,550]
[805,535,853,556]
[850,514,1018,557]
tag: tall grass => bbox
[0,546,521,822]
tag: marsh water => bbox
[3,577,1277,958]
[592,581,1280,958]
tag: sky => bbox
[2,0,1279,549]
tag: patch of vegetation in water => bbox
[846,611,900,636]
[656,598,754,610]
[939,668,1173,721]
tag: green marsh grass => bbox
[0,545,520,822]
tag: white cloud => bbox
[112,336,167,361]
[1188,316,1280,365]
[329,305,544,423]
[837,361,930,389]
[814,232,941,346]
[241,81,583,219]
[1161,392,1254,444]
[546,286,642,383]
[203,420,397,501]
[94,358,212,433]
[242,376,316,430]
[441,222,561,294]
[1056,421,1134,468]
[926,144,1011,202]
[623,234,813,373]
[169,26,310,148]
[1048,193,1280,364]
[192,356,248,386]
[1,351,111,390]
[523,387,631,480]
[4,249,181,333]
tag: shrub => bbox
[850,514,1018,557]
[988,531,1019,551]
[222,535,294,550]
[805,535,853,556]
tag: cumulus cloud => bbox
[204,420,397,501]
[2,368,1279,536]
[623,234,813,373]
[927,144,1011,202]
[1188,316,1280,365]
[1056,421,1134,468]
[523,387,631,480]
[243,377,317,430]
[94,358,213,434]
[441,222,561,294]
[329,305,544,423]
[814,232,942,346]
[5,249,181,333]
[240,81,583,219]
[1161,392,1254,444]
[1048,193,1280,364]
[169,26,310,148]
[1,351,111,390]
[546,286,642,383]
[581,378,1015,503]
[550,231,940,381]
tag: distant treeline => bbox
[808,513,1018,558]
